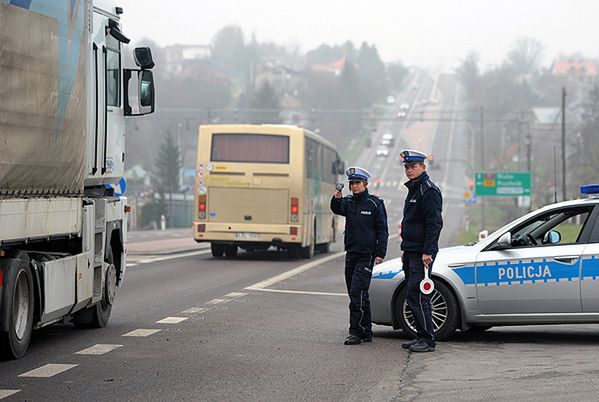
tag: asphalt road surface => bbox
[3,71,599,401]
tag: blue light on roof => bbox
[580,184,599,195]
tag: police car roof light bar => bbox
[580,184,599,197]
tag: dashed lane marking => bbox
[251,288,346,297]
[75,344,123,355]
[181,307,210,314]
[223,292,248,299]
[156,316,189,324]
[0,390,20,399]
[19,364,78,378]
[123,329,161,337]
[205,298,228,305]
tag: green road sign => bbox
[475,172,531,196]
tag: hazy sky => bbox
[117,0,597,67]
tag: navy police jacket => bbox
[330,189,389,258]
[401,172,443,255]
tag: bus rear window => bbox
[210,134,290,163]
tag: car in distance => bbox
[381,133,395,147]
[386,95,396,104]
[376,147,389,157]
[399,103,410,110]
[370,185,599,340]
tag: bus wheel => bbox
[1,256,34,360]
[316,243,330,254]
[224,245,238,258]
[211,243,224,257]
[300,242,314,259]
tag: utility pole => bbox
[561,87,567,201]
[480,105,485,231]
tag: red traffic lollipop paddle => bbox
[420,265,434,295]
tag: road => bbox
[3,71,599,401]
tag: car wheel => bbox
[396,280,459,341]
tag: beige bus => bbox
[193,124,345,258]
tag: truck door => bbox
[90,10,125,180]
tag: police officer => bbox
[330,167,389,345]
[399,150,443,353]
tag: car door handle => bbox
[554,256,579,264]
[448,263,467,268]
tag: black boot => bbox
[409,341,435,353]
[344,334,362,345]
[401,339,419,349]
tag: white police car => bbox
[370,185,599,340]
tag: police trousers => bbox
[345,252,374,337]
[403,251,436,346]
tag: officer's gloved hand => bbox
[334,190,342,199]
[374,257,383,265]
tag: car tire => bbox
[396,280,459,341]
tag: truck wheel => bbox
[211,243,224,258]
[224,245,238,258]
[316,243,330,254]
[395,280,459,341]
[0,258,34,360]
[73,247,115,328]
[300,227,316,259]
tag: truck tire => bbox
[72,247,115,328]
[395,280,459,341]
[211,243,224,258]
[0,258,34,360]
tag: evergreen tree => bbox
[153,131,182,227]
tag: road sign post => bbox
[475,172,531,197]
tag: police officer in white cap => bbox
[331,167,389,345]
[399,150,443,352]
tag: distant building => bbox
[163,44,211,76]
[308,57,347,76]
[551,60,597,79]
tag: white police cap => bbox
[400,149,428,164]
[345,166,371,181]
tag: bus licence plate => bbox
[235,232,259,240]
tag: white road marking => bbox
[75,344,123,355]
[156,316,188,324]
[224,292,248,299]
[252,288,346,297]
[19,364,78,378]
[0,390,20,399]
[246,233,399,291]
[206,298,228,305]
[123,329,161,337]
[181,307,210,314]
[126,263,139,267]
[128,249,211,266]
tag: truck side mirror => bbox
[124,69,155,116]
[332,159,345,175]
[134,47,155,69]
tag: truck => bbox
[0,0,156,359]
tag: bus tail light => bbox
[290,197,299,222]
[197,224,206,233]
[290,227,298,235]
[198,195,207,219]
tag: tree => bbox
[456,51,481,104]
[506,37,544,76]
[249,79,281,123]
[387,62,408,90]
[153,131,182,227]
[211,25,249,81]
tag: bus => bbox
[193,124,345,259]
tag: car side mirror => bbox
[496,232,512,249]
[543,230,561,244]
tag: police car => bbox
[370,185,599,340]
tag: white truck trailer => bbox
[0,0,155,359]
